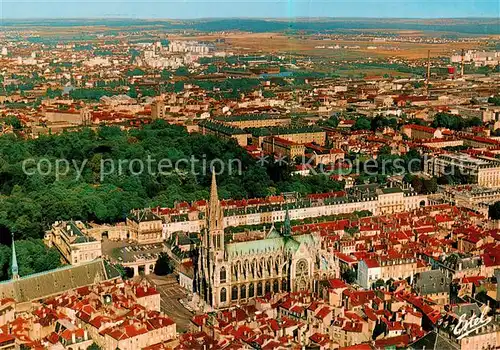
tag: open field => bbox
[177,33,489,60]
[4,22,494,60]
[333,68,414,78]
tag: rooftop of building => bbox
[198,120,248,135]
[0,259,120,303]
[214,114,290,122]
[128,209,162,223]
[248,125,324,137]
[435,152,500,167]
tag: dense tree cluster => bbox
[174,67,190,76]
[0,239,62,281]
[436,167,475,186]
[154,253,175,275]
[488,96,500,106]
[370,115,398,131]
[190,78,261,100]
[126,68,146,77]
[404,174,438,194]
[0,121,344,243]
[352,117,371,131]
[319,115,340,128]
[2,116,22,130]
[350,148,423,185]
[431,112,482,131]
[341,268,357,284]
[489,201,500,220]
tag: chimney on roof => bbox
[71,332,76,344]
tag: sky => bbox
[0,0,498,19]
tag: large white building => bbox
[168,40,211,54]
[45,221,102,266]
[160,184,428,238]
[425,153,500,188]
[357,255,431,289]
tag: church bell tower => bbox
[208,171,225,254]
[198,171,225,307]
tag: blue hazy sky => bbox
[1,0,498,19]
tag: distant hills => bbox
[1,18,499,35]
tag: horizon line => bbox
[2,16,500,21]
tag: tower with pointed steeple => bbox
[283,207,291,237]
[195,174,339,310]
[198,171,227,308]
[208,170,225,253]
[11,233,19,280]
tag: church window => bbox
[243,260,248,279]
[296,259,308,277]
[240,285,246,298]
[257,282,263,296]
[220,267,226,283]
[232,286,238,300]
[249,284,255,297]
[234,264,239,281]
[258,260,263,277]
[265,281,271,294]
[273,280,279,293]
[220,288,227,303]
[282,279,288,291]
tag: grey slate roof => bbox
[414,270,451,295]
[0,259,120,303]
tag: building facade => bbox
[215,114,291,129]
[197,173,340,310]
[160,185,428,238]
[45,221,102,266]
[126,210,164,244]
[262,136,306,159]
[425,153,500,188]
[358,256,430,289]
[198,120,250,146]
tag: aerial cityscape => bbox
[0,2,500,349]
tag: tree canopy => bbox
[0,239,62,281]
[2,116,22,130]
[320,114,340,128]
[432,112,482,131]
[489,201,500,220]
[0,120,344,242]
[154,253,174,276]
[352,117,371,131]
[341,268,357,284]
[488,96,500,106]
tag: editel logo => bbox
[453,307,492,340]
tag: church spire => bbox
[208,170,224,251]
[11,233,19,280]
[283,207,291,237]
[210,169,219,205]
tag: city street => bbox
[144,274,194,333]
